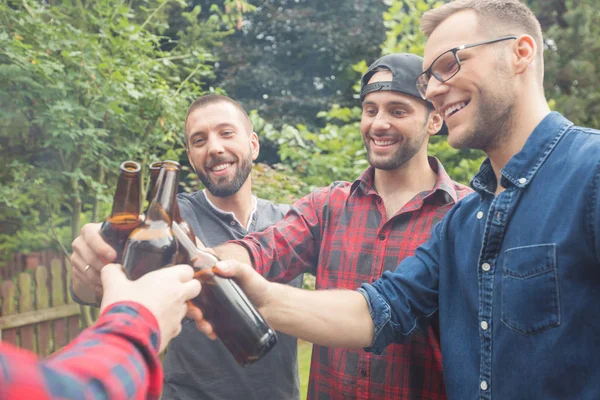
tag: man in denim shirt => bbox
[191,1,600,399]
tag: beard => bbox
[363,124,428,171]
[195,149,253,198]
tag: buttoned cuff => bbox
[357,283,396,355]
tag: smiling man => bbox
[207,54,471,400]
[70,94,302,400]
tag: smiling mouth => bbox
[372,139,397,147]
[208,162,234,172]
[444,101,470,119]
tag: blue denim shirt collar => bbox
[471,112,573,194]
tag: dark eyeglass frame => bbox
[416,35,518,100]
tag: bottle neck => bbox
[147,167,179,223]
[111,165,141,218]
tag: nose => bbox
[206,136,225,157]
[370,113,391,133]
[424,75,448,102]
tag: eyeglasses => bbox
[416,36,517,100]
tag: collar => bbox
[471,112,572,194]
[351,156,461,204]
[202,189,257,231]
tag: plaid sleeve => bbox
[0,301,163,400]
[231,187,330,281]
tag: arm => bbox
[0,264,200,400]
[189,260,374,349]
[0,302,163,400]
[214,189,329,282]
[262,282,375,348]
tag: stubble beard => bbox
[196,148,253,197]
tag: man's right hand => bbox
[70,222,117,303]
[186,259,272,340]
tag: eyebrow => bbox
[189,122,236,138]
[362,100,415,108]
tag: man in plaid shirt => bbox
[0,263,200,399]
[207,53,472,399]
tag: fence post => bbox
[18,272,36,352]
[51,259,68,349]
[36,266,52,356]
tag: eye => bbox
[363,108,377,117]
[392,109,407,117]
[192,137,206,146]
[221,130,234,137]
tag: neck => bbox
[487,92,551,187]
[373,150,437,211]
[204,179,255,228]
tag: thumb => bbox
[101,263,128,287]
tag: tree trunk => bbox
[91,165,105,222]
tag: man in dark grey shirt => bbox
[70,94,301,399]
[162,190,300,399]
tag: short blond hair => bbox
[421,0,544,81]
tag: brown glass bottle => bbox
[122,162,179,280]
[143,161,163,214]
[100,161,142,263]
[172,221,278,366]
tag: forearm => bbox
[212,242,252,265]
[261,284,374,348]
[0,302,162,400]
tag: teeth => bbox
[444,101,468,118]
[373,139,395,146]
[210,163,231,171]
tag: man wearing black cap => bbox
[206,53,472,399]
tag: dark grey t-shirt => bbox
[162,190,301,400]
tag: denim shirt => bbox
[359,112,600,400]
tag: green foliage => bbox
[529,0,600,129]
[0,0,237,257]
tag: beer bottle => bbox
[122,161,179,280]
[100,161,142,263]
[172,221,278,366]
[143,161,163,214]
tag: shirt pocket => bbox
[501,243,560,336]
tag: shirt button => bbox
[480,321,488,330]
[518,177,527,184]
[360,368,367,377]
[481,381,488,390]
[377,198,382,204]
[481,263,491,272]
[379,234,385,240]
[230,220,236,226]
[476,211,484,219]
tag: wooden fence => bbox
[0,251,81,355]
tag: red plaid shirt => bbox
[234,157,472,400]
[0,302,163,400]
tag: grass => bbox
[298,340,312,400]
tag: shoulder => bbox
[256,197,291,219]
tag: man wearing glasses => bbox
[191,1,600,399]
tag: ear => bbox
[186,148,196,172]
[427,110,444,136]
[513,34,536,75]
[250,131,260,161]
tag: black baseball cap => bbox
[360,53,429,103]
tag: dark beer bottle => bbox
[143,161,163,214]
[172,221,278,366]
[122,162,179,280]
[100,161,142,263]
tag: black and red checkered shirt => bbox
[0,302,163,400]
[233,157,472,400]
